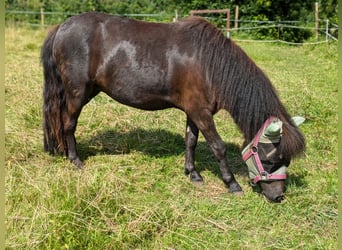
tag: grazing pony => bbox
[42,12,305,202]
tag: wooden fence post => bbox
[226,10,230,38]
[234,5,239,32]
[315,2,319,40]
[325,19,329,42]
[40,8,44,30]
[173,9,178,22]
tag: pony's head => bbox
[242,116,305,202]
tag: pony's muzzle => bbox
[262,190,285,203]
[260,180,286,203]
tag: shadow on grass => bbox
[77,128,248,179]
[77,128,307,189]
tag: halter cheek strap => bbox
[242,116,287,184]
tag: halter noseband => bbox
[242,116,287,185]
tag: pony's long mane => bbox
[179,17,305,157]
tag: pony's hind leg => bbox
[184,117,203,182]
[62,98,84,168]
[62,84,100,168]
[61,82,99,168]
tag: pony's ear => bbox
[291,116,305,127]
[265,122,282,137]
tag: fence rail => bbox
[228,19,338,44]
[5,10,338,44]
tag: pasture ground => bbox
[5,26,337,249]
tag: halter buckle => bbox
[261,171,269,180]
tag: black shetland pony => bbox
[42,12,305,202]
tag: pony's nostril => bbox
[274,195,285,202]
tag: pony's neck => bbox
[218,42,290,142]
[187,19,291,142]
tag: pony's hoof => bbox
[190,171,203,183]
[228,183,243,194]
[191,179,204,186]
[72,158,84,169]
[231,191,244,196]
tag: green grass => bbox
[5,26,337,249]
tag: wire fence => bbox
[5,10,338,45]
[228,19,338,45]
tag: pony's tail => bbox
[41,25,67,155]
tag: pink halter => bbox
[242,116,287,184]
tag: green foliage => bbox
[232,0,322,42]
[5,0,338,20]
[5,26,337,249]
[5,0,338,41]
[318,0,338,24]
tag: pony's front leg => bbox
[190,110,243,194]
[184,117,203,182]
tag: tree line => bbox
[5,0,338,42]
[5,0,338,21]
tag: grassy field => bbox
[5,26,337,249]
